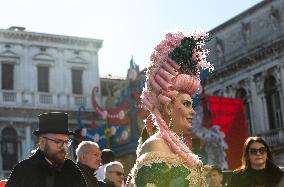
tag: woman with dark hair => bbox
[228,136,283,187]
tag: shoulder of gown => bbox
[137,132,172,156]
[128,132,206,187]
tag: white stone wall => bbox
[0,29,103,110]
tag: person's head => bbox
[38,133,71,167]
[240,136,272,170]
[140,31,213,167]
[105,161,124,187]
[34,112,74,167]
[141,31,213,135]
[76,141,101,170]
[162,92,196,133]
[101,149,115,165]
[206,165,223,187]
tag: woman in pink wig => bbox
[127,31,214,187]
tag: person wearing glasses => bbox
[228,136,283,187]
[5,112,87,187]
[96,149,115,181]
[98,161,124,187]
[76,141,101,187]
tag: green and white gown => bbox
[128,132,207,187]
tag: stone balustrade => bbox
[0,90,91,110]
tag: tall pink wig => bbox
[141,31,214,167]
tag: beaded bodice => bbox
[128,134,206,187]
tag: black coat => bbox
[228,164,283,187]
[77,162,99,187]
[98,180,116,187]
[5,149,87,187]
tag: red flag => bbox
[207,96,248,169]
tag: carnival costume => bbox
[127,31,214,187]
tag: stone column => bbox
[250,77,259,133]
[0,139,2,174]
[29,46,38,106]
[251,76,266,133]
[279,65,284,126]
[244,77,254,135]
[23,125,31,159]
[0,61,1,88]
[260,93,269,131]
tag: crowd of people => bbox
[4,112,125,187]
[3,30,284,187]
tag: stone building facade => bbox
[100,74,127,108]
[205,0,284,165]
[0,26,103,177]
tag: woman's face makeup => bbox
[170,93,196,133]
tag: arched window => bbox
[236,88,252,135]
[1,126,18,170]
[264,75,283,129]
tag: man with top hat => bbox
[5,112,87,187]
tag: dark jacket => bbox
[228,164,283,187]
[98,180,116,187]
[5,149,87,187]
[77,162,99,187]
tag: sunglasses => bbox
[248,147,267,155]
[109,171,124,177]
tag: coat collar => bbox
[77,162,96,176]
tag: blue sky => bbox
[0,0,262,77]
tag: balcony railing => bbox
[258,127,284,149]
[3,91,16,102]
[39,93,53,104]
[74,95,86,106]
[0,90,91,109]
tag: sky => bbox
[0,0,262,77]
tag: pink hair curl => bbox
[148,75,162,93]
[173,74,200,96]
[157,94,171,104]
[141,30,213,168]
[156,67,175,83]
[154,74,172,91]
[162,61,178,76]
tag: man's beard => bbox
[43,144,67,169]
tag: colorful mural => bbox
[76,81,145,153]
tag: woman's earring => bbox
[168,115,173,129]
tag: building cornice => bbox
[100,75,127,80]
[208,36,284,84]
[0,29,103,49]
[209,1,271,35]
[0,107,99,121]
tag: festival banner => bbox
[207,95,248,170]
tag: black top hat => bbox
[33,112,74,136]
